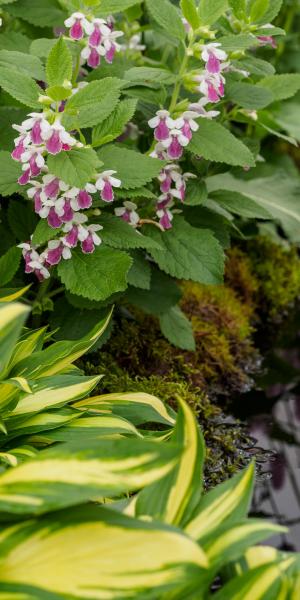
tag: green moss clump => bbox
[226,238,300,323]
[81,356,251,487]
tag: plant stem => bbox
[169,35,195,114]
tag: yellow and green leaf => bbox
[0,505,208,599]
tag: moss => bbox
[226,237,300,323]
[81,356,251,487]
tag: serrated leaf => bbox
[189,120,255,167]
[0,247,21,286]
[6,0,67,27]
[227,82,274,109]
[124,67,176,85]
[0,151,21,196]
[47,148,100,188]
[180,0,200,29]
[210,190,272,219]
[0,50,44,80]
[98,146,165,190]
[199,0,228,25]
[145,217,224,284]
[0,31,30,53]
[248,0,269,22]
[92,98,137,148]
[97,214,161,251]
[236,56,275,76]
[46,37,73,87]
[218,34,259,51]
[256,0,282,23]
[260,74,300,101]
[145,0,186,40]
[160,306,195,351]
[32,220,57,246]
[0,67,41,108]
[96,0,142,14]
[63,78,123,129]
[58,246,132,301]
[46,85,72,102]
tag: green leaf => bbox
[145,0,186,41]
[7,200,38,241]
[0,505,207,598]
[63,78,123,129]
[189,120,255,167]
[257,0,282,23]
[0,247,21,286]
[159,306,195,351]
[127,251,151,290]
[136,399,204,526]
[218,33,259,51]
[0,152,21,196]
[92,98,137,147]
[205,519,285,571]
[228,0,246,18]
[207,172,300,242]
[46,37,73,87]
[32,220,57,246]
[125,268,182,315]
[98,214,161,251]
[236,56,275,77]
[0,31,30,53]
[248,0,269,22]
[0,50,44,80]
[124,66,176,85]
[180,0,200,29]
[97,0,142,14]
[58,246,132,302]
[227,82,274,109]
[46,85,72,102]
[0,67,41,108]
[185,463,255,544]
[98,145,165,190]
[145,217,224,284]
[6,0,67,27]
[185,178,207,206]
[260,74,300,101]
[0,303,30,380]
[210,190,272,219]
[0,437,181,515]
[30,38,56,58]
[47,148,100,188]
[199,0,228,25]
[276,101,300,142]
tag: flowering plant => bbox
[0,0,299,348]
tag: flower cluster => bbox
[12,106,121,279]
[155,165,196,230]
[149,110,201,160]
[65,12,123,68]
[194,42,229,103]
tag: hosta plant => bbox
[1,0,300,348]
[0,303,299,598]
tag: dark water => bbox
[231,332,300,552]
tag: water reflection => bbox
[250,392,300,551]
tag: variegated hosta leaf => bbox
[75,392,176,426]
[4,374,101,424]
[0,505,208,599]
[0,286,30,303]
[0,303,29,382]
[213,557,300,600]
[41,414,142,442]
[204,519,286,572]
[1,408,80,445]
[185,462,255,544]
[136,398,205,527]
[8,326,47,370]
[0,437,181,516]
[9,308,112,379]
